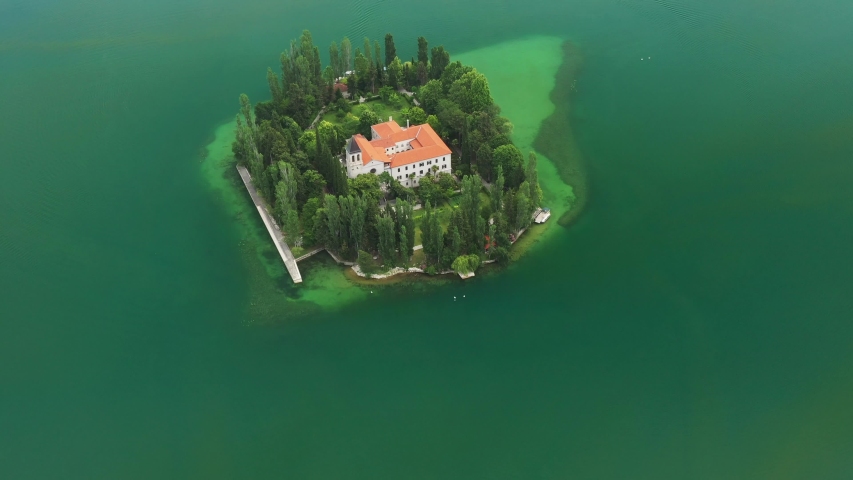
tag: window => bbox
[419,170,423,175]
[419,163,424,167]
[370,168,376,174]
[397,175,401,180]
[405,166,408,170]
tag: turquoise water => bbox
[2,0,853,478]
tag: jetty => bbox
[534,208,551,224]
[236,165,303,284]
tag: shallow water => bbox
[2,0,853,478]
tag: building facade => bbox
[344,118,452,187]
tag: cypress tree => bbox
[384,34,396,67]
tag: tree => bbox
[299,169,326,204]
[349,195,367,252]
[348,173,382,200]
[493,144,525,188]
[301,197,321,246]
[377,212,397,264]
[460,174,483,251]
[384,34,396,66]
[340,37,352,74]
[324,194,342,252]
[491,165,505,213]
[276,162,300,245]
[450,254,479,275]
[354,49,370,92]
[267,68,282,104]
[515,189,531,232]
[418,80,443,114]
[358,107,381,137]
[440,61,473,92]
[417,61,428,86]
[451,255,469,274]
[526,152,543,208]
[396,199,415,258]
[449,70,493,114]
[420,201,444,266]
[387,57,403,89]
[430,46,450,80]
[417,177,444,206]
[358,250,375,274]
[477,144,493,182]
[329,42,340,78]
[402,106,427,125]
[417,36,429,65]
[426,115,441,135]
[373,41,382,73]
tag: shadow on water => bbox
[533,41,589,227]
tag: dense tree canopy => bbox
[231,30,544,272]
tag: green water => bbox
[2,0,853,478]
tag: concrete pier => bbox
[236,165,302,284]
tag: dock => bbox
[534,208,551,224]
[236,165,303,283]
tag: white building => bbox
[344,118,452,187]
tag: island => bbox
[231,31,547,282]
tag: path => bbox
[294,246,325,262]
[307,106,327,130]
[236,165,303,284]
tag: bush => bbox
[357,250,376,277]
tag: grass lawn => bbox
[321,98,410,129]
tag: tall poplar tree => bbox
[526,152,543,208]
[324,194,342,252]
[341,37,353,73]
[377,213,397,264]
[417,36,429,65]
[329,42,340,78]
[384,34,396,66]
[267,68,282,104]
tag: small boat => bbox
[534,208,551,224]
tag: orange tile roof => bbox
[371,120,402,139]
[352,122,451,167]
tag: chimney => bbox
[389,116,392,122]
[407,119,410,129]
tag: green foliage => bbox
[387,57,403,89]
[402,106,427,125]
[515,186,531,232]
[340,37,352,75]
[384,34,396,67]
[491,165,505,213]
[419,201,444,267]
[451,254,480,275]
[417,177,445,206]
[460,174,484,251]
[299,169,326,204]
[449,70,493,114]
[358,108,381,137]
[440,62,473,93]
[418,80,443,114]
[395,199,416,259]
[417,37,429,65]
[275,162,300,245]
[348,174,382,201]
[357,250,376,276]
[493,144,525,189]
[378,86,394,102]
[301,197,321,245]
[526,152,543,208]
[429,46,450,80]
[376,212,397,265]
